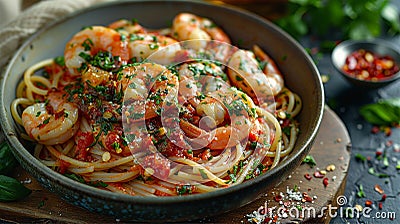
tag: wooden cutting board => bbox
[0,107,350,223]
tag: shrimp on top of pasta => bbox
[11,13,302,196]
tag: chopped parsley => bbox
[54,56,65,66]
[356,184,365,198]
[302,155,316,168]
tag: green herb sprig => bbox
[359,98,400,126]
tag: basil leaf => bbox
[0,142,18,175]
[0,175,32,202]
[359,98,400,126]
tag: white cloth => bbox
[0,0,21,28]
[0,0,114,69]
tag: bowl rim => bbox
[331,39,400,84]
[0,0,324,205]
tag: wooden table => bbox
[0,107,350,223]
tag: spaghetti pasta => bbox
[11,13,302,196]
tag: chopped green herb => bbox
[368,167,389,178]
[235,76,244,81]
[81,38,94,51]
[176,184,193,195]
[302,155,316,168]
[356,184,365,198]
[355,153,367,162]
[54,56,65,66]
[383,155,389,167]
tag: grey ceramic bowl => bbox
[331,39,400,88]
[0,0,324,222]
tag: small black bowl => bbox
[331,39,400,88]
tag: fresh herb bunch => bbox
[275,0,400,40]
[0,141,32,202]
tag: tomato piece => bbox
[74,131,94,161]
[58,160,71,174]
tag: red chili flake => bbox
[365,200,373,207]
[371,126,380,134]
[379,202,383,210]
[381,194,387,201]
[385,140,393,147]
[383,127,392,136]
[314,171,325,178]
[323,178,329,187]
[311,47,319,55]
[274,194,283,202]
[303,195,313,202]
[374,184,384,194]
[304,173,312,180]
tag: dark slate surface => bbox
[298,30,400,223]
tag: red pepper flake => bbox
[302,195,313,202]
[323,177,329,187]
[374,184,384,194]
[385,140,393,147]
[304,173,312,180]
[379,202,383,210]
[365,200,373,207]
[383,127,392,136]
[371,126,380,134]
[314,171,325,178]
[381,194,387,201]
[311,47,319,55]
[274,194,283,202]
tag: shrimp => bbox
[128,33,181,65]
[64,26,130,75]
[121,63,179,122]
[179,88,254,150]
[172,13,231,50]
[177,61,229,95]
[108,19,146,35]
[22,90,79,145]
[172,13,231,43]
[227,45,284,104]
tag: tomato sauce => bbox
[342,49,399,81]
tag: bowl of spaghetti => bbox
[0,0,324,221]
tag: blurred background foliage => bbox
[274,0,400,40]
